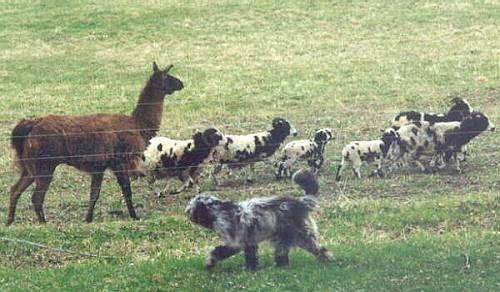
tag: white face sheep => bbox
[391,97,474,130]
[212,118,297,184]
[276,128,333,178]
[335,128,399,181]
[142,127,227,195]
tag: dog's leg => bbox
[298,235,332,263]
[244,245,259,270]
[205,245,240,270]
[274,244,290,267]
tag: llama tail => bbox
[11,118,39,168]
[292,168,319,197]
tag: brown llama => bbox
[7,62,183,225]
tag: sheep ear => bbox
[152,62,160,72]
[165,64,174,72]
[380,129,385,132]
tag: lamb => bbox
[335,128,399,181]
[7,62,183,225]
[276,128,333,178]
[142,127,227,195]
[391,97,473,130]
[212,118,297,184]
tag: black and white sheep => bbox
[335,128,399,181]
[212,118,297,184]
[434,111,495,171]
[391,97,473,130]
[388,111,495,172]
[275,128,333,178]
[143,127,227,195]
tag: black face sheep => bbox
[7,62,183,225]
[388,111,494,173]
[335,128,399,181]
[391,97,474,130]
[142,127,227,195]
[276,128,333,178]
[212,118,297,184]
[434,111,495,171]
[185,168,332,270]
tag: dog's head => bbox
[185,194,239,230]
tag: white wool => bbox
[143,136,194,168]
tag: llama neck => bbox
[132,82,165,142]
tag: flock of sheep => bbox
[143,97,495,195]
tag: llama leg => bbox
[244,245,259,270]
[31,175,54,223]
[7,170,35,225]
[114,170,138,220]
[85,172,104,223]
[205,245,241,270]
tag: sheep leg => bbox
[211,164,223,186]
[335,163,344,181]
[114,170,138,220]
[171,175,195,194]
[352,161,362,179]
[31,175,54,224]
[7,170,35,226]
[245,164,255,183]
[85,172,104,223]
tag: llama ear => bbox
[152,62,160,72]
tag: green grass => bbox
[0,0,499,290]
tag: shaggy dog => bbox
[185,169,332,270]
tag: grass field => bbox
[0,0,499,290]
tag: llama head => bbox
[313,128,333,144]
[150,62,184,95]
[272,118,298,137]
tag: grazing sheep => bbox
[142,127,227,195]
[212,118,297,184]
[7,62,183,225]
[391,97,473,130]
[276,128,333,178]
[186,168,332,270]
[335,128,399,181]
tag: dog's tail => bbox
[292,168,319,196]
